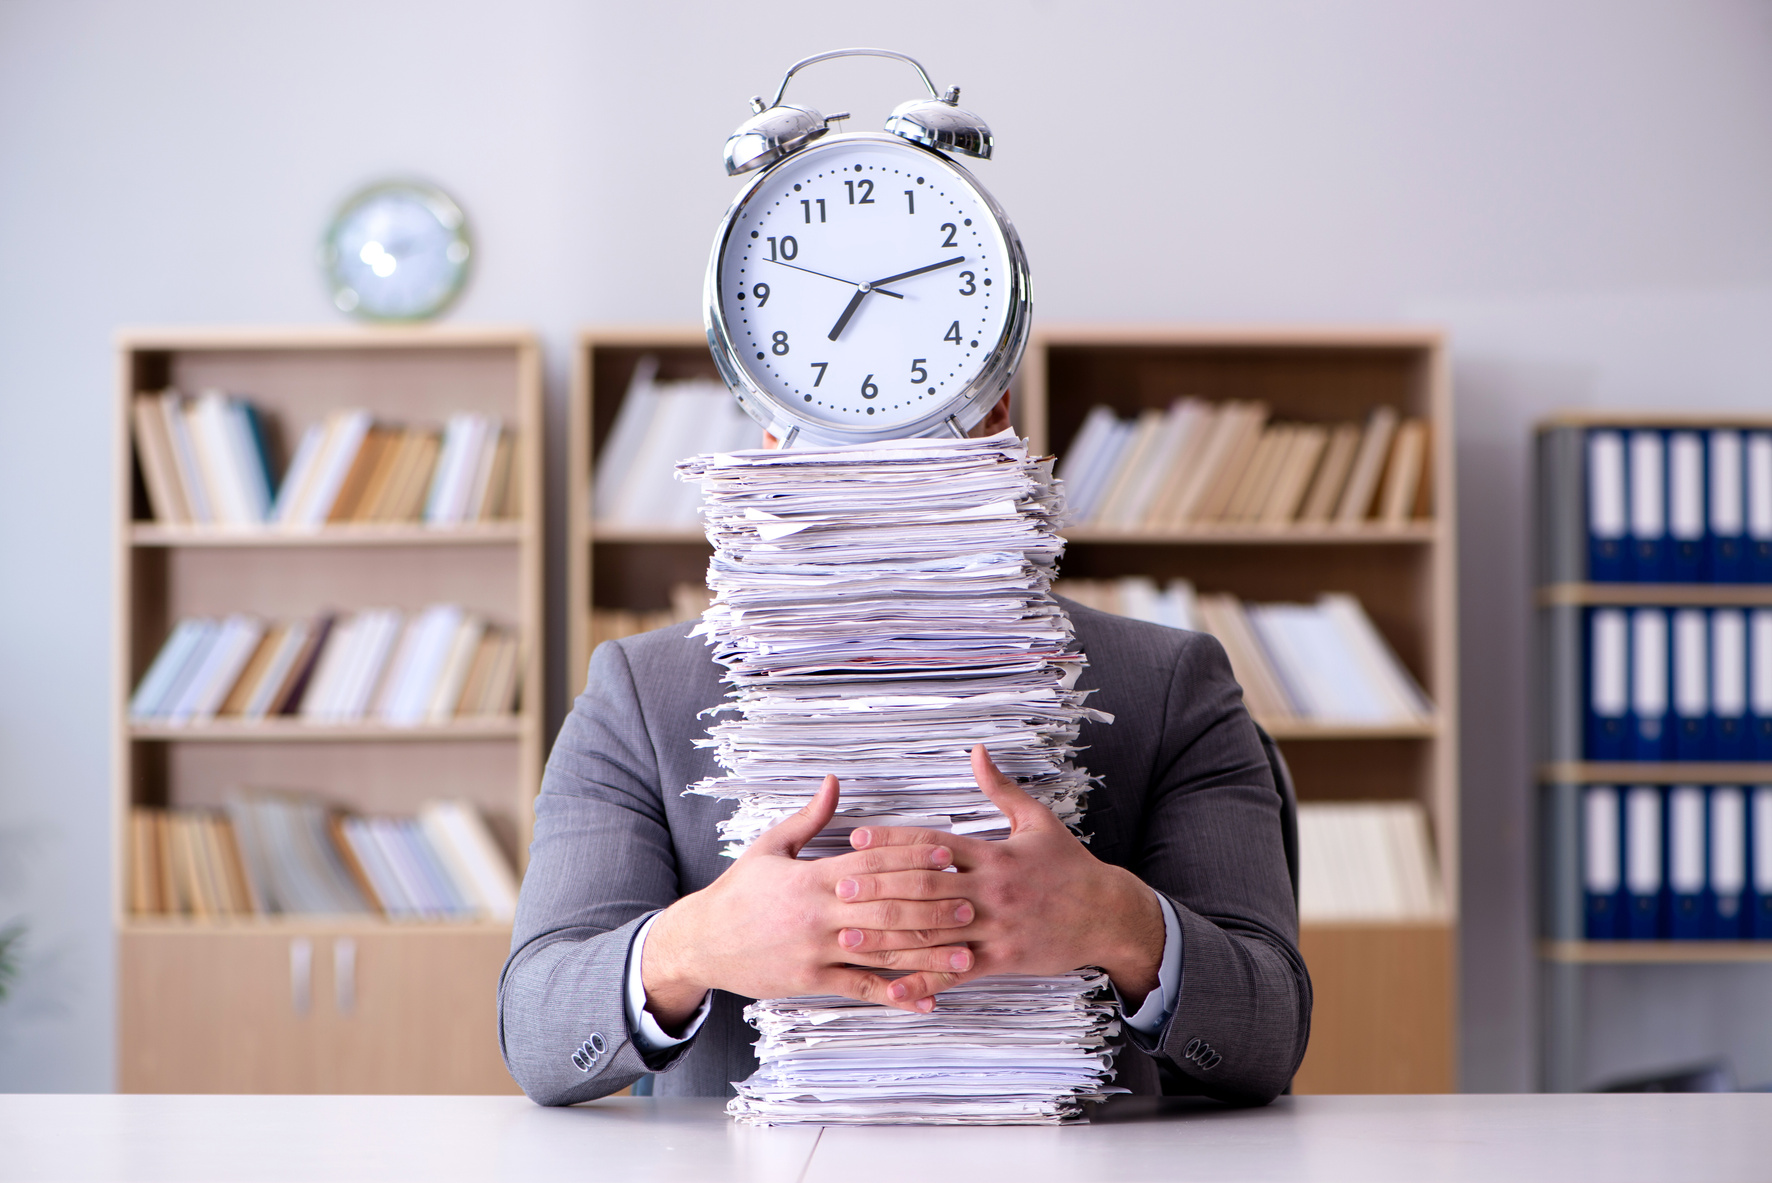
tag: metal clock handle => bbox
[766,48,940,110]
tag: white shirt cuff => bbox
[1120,892,1183,1037]
[625,911,712,1055]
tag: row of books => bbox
[133,391,517,527]
[1583,784,1772,940]
[1587,607,1772,761]
[1586,428,1772,583]
[130,606,521,726]
[1056,578,1433,726]
[1297,802,1446,921]
[592,358,757,527]
[128,795,518,921]
[1057,402,1430,530]
[586,585,713,656]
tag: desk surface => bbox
[2,1093,1767,1182]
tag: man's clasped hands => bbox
[640,744,1164,1034]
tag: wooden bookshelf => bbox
[1028,326,1458,1095]
[570,324,1459,1095]
[114,326,543,1094]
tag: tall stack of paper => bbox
[678,431,1121,1125]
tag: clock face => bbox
[709,135,1024,441]
[323,181,471,321]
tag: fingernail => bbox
[949,950,970,970]
[916,998,935,1013]
[851,828,870,848]
[839,928,862,949]
[888,982,906,1000]
[955,903,974,923]
[930,847,950,867]
[836,878,858,899]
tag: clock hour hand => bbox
[769,259,902,298]
[827,287,870,341]
[866,256,967,288]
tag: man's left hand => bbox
[836,744,1165,1009]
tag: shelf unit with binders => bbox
[1536,412,1772,1092]
[571,324,1459,1095]
[114,326,543,1094]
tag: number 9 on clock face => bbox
[705,134,1030,446]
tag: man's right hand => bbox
[639,774,976,1031]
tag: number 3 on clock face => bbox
[706,133,1030,446]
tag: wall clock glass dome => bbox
[323,180,471,321]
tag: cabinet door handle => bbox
[334,937,356,1015]
[289,937,312,1015]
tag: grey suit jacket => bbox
[498,600,1311,1107]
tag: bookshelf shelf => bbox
[115,327,543,1096]
[122,916,514,936]
[128,718,525,743]
[131,522,525,548]
[1259,718,1441,740]
[1539,940,1772,965]
[1062,523,1440,546]
[571,324,1458,1097]
[1537,582,1772,607]
[585,525,710,544]
[1537,761,1772,784]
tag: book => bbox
[1296,801,1444,920]
[1709,430,1746,582]
[1297,423,1362,525]
[1588,609,1629,760]
[1755,787,1772,939]
[1333,406,1398,524]
[1583,786,1624,939]
[1378,419,1428,525]
[1624,785,1665,939]
[1671,609,1711,760]
[1628,430,1668,580]
[1586,430,1629,581]
[420,801,520,920]
[159,393,214,524]
[1668,430,1706,583]
[1709,786,1747,939]
[132,396,191,523]
[1259,424,1328,526]
[1749,432,1772,582]
[1630,609,1670,761]
[1667,784,1707,939]
[1754,610,1772,759]
[1192,405,1270,522]
[1712,609,1749,760]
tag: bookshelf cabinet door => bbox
[120,929,329,1093]
[1292,923,1455,1093]
[319,928,517,1094]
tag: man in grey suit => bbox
[498,396,1311,1107]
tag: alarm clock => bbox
[705,49,1031,447]
[322,180,472,321]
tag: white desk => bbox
[2,1093,1766,1182]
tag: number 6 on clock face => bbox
[705,133,1030,446]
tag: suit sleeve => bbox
[497,639,695,1104]
[1129,630,1312,1104]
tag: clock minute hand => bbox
[867,255,967,288]
[768,259,902,298]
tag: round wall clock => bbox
[705,49,1031,447]
[322,180,472,321]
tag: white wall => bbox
[1,0,1768,1092]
